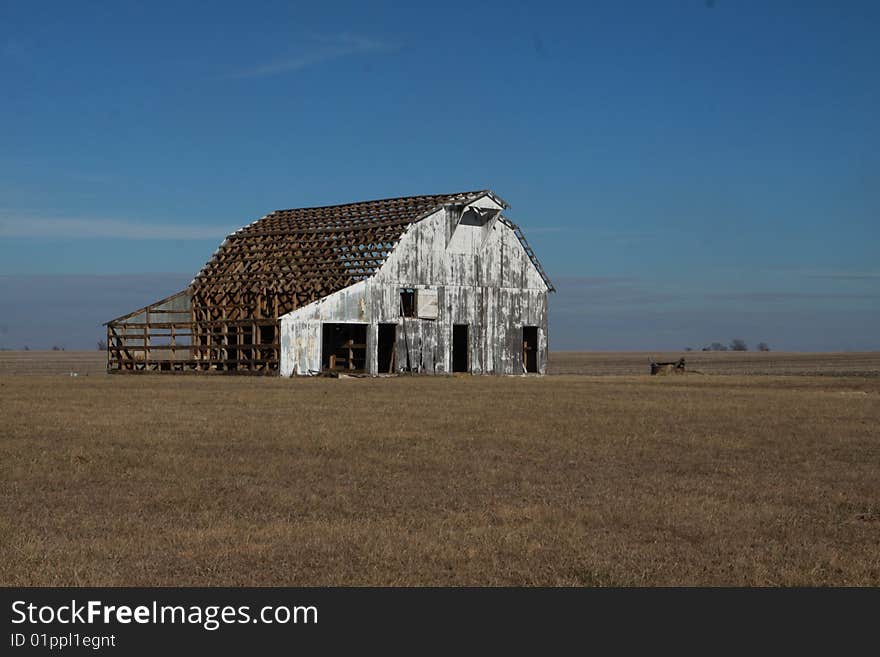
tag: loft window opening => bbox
[400,288,416,317]
[459,206,499,227]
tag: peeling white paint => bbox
[280,200,550,376]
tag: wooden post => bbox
[238,321,244,371]
[144,325,150,370]
[221,322,228,371]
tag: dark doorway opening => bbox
[452,324,469,373]
[378,323,397,374]
[523,326,539,373]
[322,323,368,372]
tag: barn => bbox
[106,190,554,376]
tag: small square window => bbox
[400,288,416,317]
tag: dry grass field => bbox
[1,351,878,586]
[0,350,110,377]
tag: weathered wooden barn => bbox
[105,190,553,376]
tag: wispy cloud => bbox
[0,273,193,350]
[805,272,880,282]
[766,266,880,281]
[229,34,396,79]
[552,276,682,316]
[706,291,879,303]
[556,276,637,286]
[0,216,234,240]
[518,225,565,234]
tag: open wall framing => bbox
[106,291,279,373]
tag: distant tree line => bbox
[7,342,110,351]
[683,340,770,352]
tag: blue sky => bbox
[0,0,878,350]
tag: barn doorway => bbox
[322,323,367,372]
[377,323,397,374]
[452,324,469,373]
[522,326,539,373]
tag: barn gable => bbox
[374,200,553,293]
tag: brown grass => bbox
[1,352,879,585]
[0,351,109,376]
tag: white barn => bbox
[280,191,553,376]
[106,190,553,376]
